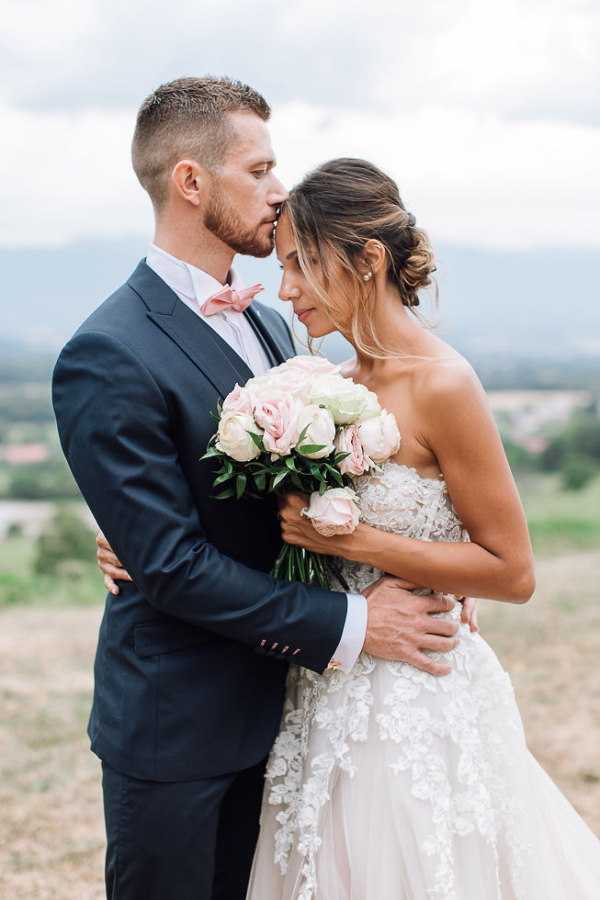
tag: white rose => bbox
[296,405,336,459]
[358,410,401,464]
[302,487,361,536]
[359,389,381,421]
[216,412,262,462]
[309,375,374,425]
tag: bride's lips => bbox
[296,308,315,324]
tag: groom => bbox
[53,76,460,900]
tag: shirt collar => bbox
[146,243,244,310]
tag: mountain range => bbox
[2,238,598,368]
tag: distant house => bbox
[488,390,592,450]
[0,443,50,465]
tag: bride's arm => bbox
[280,364,535,604]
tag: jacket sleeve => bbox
[52,329,347,673]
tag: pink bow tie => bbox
[199,283,264,316]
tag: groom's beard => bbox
[205,185,274,258]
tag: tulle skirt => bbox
[246,623,600,899]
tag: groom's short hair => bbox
[132,76,271,210]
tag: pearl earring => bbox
[363,271,373,283]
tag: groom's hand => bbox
[363,575,459,676]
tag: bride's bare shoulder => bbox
[413,348,485,412]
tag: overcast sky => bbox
[1,0,598,251]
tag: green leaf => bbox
[272,469,289,490]
[214,487,236,500]
[319,481,327,495]
[334,451,350,464]
[285,456,298,471]
[223,459,234,476]
[326,465,344,486]
[248,431,265,451]
[213,470,236,487]
[254,473,267,492]
[297,424,310,446]
[200,445,221,460]
[298,444,327,456]
[235,474,247,500]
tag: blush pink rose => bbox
[335,424,367,476]
[222,383,253,416]
[254,394,302,456]
[281,355,339,376]
[302,487,360,536]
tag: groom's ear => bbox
[170,159,208,207]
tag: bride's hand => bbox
[278,493,353,557]
[96,531,133,596]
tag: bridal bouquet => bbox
[201,356,400,587]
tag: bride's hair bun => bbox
[385,208,435,308]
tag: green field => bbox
[0,471,598,609]
[0,533,101,607]
[517,472,600,554]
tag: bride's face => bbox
[275,211,338,338]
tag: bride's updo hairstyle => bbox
[285,157,436,358]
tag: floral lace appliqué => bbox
[263,463,531,900]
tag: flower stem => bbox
[272,543,331,588]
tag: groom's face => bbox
[204,111,287,258]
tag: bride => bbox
[244,158,600,898]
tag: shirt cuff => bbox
[328,593,368,673]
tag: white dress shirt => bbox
[146,244,367,672]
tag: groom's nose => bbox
[268,175,288,206]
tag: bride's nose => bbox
[279,277,300,303]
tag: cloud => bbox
[2,0,598,126]
[0,101,149,247]
[1,97,598,251]
[1,0,597,250]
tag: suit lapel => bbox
[244,304,284,367]
[128,261,253,400]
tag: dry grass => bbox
[0,552,599,897]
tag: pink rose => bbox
[222,383,253,416]
[302,487,360,536]
[254,394,302,456]
[358,411,401,464]
[335,425,366,476]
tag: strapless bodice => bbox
[335,462,469,600]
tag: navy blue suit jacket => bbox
[52,261,347,782]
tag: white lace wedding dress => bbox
[246,462,600,899]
